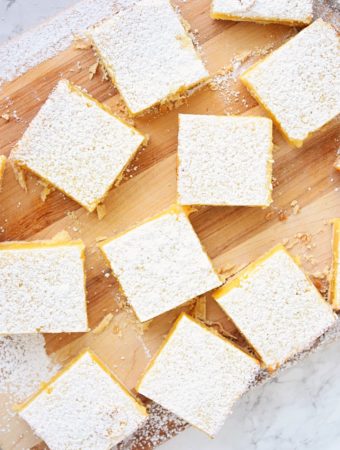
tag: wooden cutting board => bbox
[0,1,339,448]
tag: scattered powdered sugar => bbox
[0,0,137,87]
[0,334,59,403]
[118,402,188,449]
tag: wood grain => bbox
[0,1,339,448]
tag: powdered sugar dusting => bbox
[241,19,340,147]
[215,246,336,369]
[0,0,137,86]
[19,351,147,450]
[88,0,208,115]
[177,114,273,207]
[0,334,59,403]
[10,79,145,212]
[0,334,59,445]
[101,208,221,322]
[137,314,260,437]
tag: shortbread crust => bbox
[137,313,259,437]
[214,245,336,370]
[0,239,88,333]
[177,114,273,206]
[10,79,145,212]
[99,205,221,322]
[241,20,340,147]
[18,350,147,450]
[88,0,209,115]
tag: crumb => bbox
[290,200,301,215]
[1,113,10,121]
[193,296,206,321]
[92,313,113,335]
[38,180,54,202]
[265,210,275,221]
[13,166,27,191]
[96,203,106,220]
[52,230,72,242]
[73,38,91,50]
[272,176,279,187]
[95,236,108,243]
[88,62,99,80]
[295,232,311,244]
[278,209,288,221]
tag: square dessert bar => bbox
[177,114,273,207]
[213,245,336,370]
[211,0,313,26]
[88,0,208,115]
[100,205,221,322]
[18,350,147,450]
[10,79,145,212]
[137,313,259,437]
[240,19,340,148]
[0,240,88,333]
[330,219,340,310]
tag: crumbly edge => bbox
[213,243,336,371]
[0,239,89,334]
[136,312,260,392]
[210,11,312,26]
[240,20,338,148]
[87,2,209,116]
[11,80,146,213]
[16,349,147,417]
[176,115,273,207]
[99,205,222,322]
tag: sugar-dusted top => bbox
[19,351,147,450]
[211,0,313,24]
[241,19,340,147]
[10,79,144,211]
[88,0,208,115]
[100,206,221,322]
[137,313,259,437]
[214,245,337,369]
[177,114,273,206]
[0,240,88,333]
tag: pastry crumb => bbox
[92,313,113,335]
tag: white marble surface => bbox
[1,1,340,449]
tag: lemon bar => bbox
[240,19,340,148]
[213,245,336,370]
[10,79,145,212]
[18,350,147,450]
[330,219,340,310]
[100,206,221,322]
[87,0,209,116]
[0,240,88,333]
[0,155,6,188]
[177,114,273,206]
[211,0,313,26]
[137,313,259,437]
